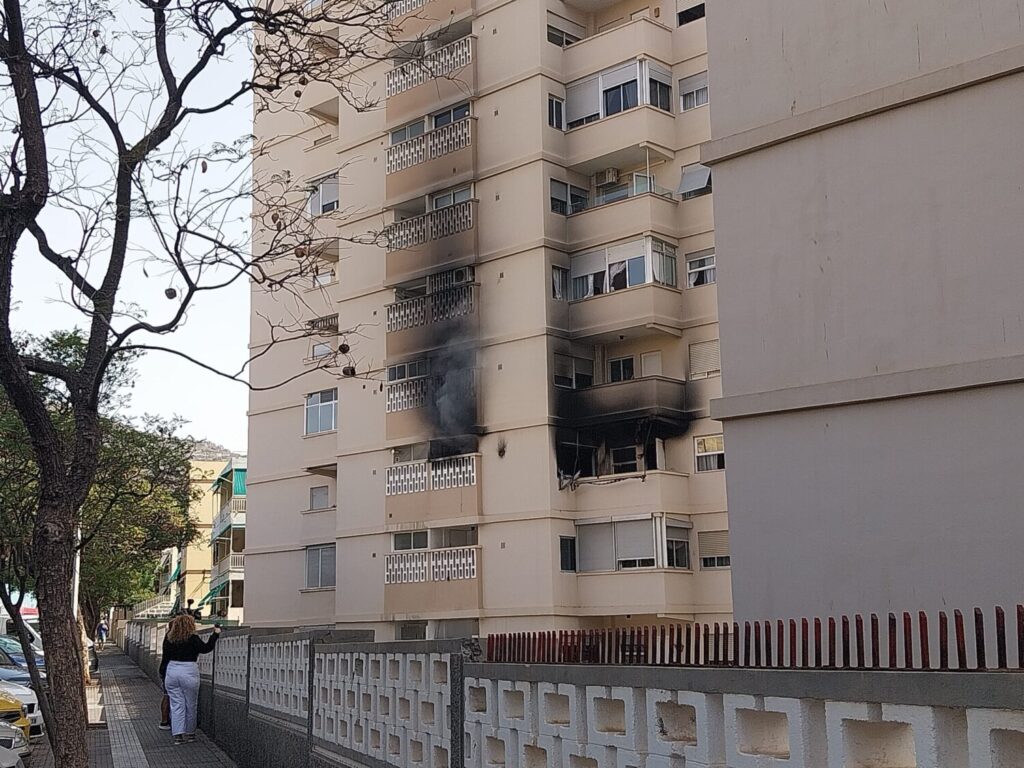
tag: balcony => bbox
[384,201,477,285]
[383,545,482,615]
[386,118,476,202]
[386,36,476,125]
[211,497,247,542]
[386,284,478,356]
[569,284,683,342]
[567,191,678,252]
[575,569,695,616]
[213,553,245,581]
[385,454,481,523]
[562,18,673,83]
[565,110,675,174]
[559,376,688,431]
[388,0,475,45]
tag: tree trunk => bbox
[34,500,89,768]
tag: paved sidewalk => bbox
[28,650,237,768]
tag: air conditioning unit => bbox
[591,168,620,187]
[452,266,475,285]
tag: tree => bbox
[0,0,410,760]
[0,331,199,739]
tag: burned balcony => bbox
[385,359,480,441]
[384,199,477,285]
[386,268,479,357]
[559,376,689,432]
[385,451,481,523]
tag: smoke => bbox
[425,321,481,451]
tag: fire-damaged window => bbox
[552,266,570,300]
[393,531,428,551]
[388,359,428,382]
[393,443,428,463]
[553,354,594,389]
[557,430,662,479]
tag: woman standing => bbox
[158,614,220,744]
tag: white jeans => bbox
[164,661,200,736]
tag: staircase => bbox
[131,594,174,619]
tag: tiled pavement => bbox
[28,650,237,768]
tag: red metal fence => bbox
[486,605,1024,671]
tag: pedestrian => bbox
[95,619,109,650]
[158,614,220,744]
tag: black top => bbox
[159,633,219,679]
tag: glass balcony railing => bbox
[568,176,675,215]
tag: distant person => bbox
[159,614,220,744]
[183,599,202,620]
[95,620,109,650]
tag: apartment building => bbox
[247,0,730,637]
[174,459,224,613]
[208,457,247,621]
[703,1,1024,620]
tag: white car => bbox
[0,744,24,768]
[0,722,27,759]
[0,683,42,742]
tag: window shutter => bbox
[606,238,644,263]
[648,61,672,85]
[570,247,609,278]
[666,525,690,542]
[678,164,712,194]
[614,520,654,559]
[546,11,585,39]
[601,61,638,89]
[698,530,730,558]
[678,72,708,94]
[689,339,721,377]
[578,522,614,572]
[566,77,600,123]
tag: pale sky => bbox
[9,11,254,452]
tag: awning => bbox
[211,465,246,497]
[678,164,711,195]
[168,563,181,583]
[196,582,227,608]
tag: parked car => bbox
[0,745,24,768]
[0,722,28,760]
[0,692,29,742]
[0,641,42,673]
[1,621,97,673]
[0,683,42,742]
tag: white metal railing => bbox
[386,284,474,332]
[213,553,245,579]
[386,377,429,413]
[384,546,477,584]
[387,0,428,19]
[230,553,245,569]
[386,118,473,174]
[385,454,477,496]
[385,200,474,252]
[212,496,247,542]
[386,37,473,98]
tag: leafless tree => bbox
[0,0,426,762]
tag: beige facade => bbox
[247,0,730,637]
[703,1,1024,620]
[176,460,225,611]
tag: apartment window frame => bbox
[548,95,565,129]
[609,444,640,475]
[570,236,678,301]
[552,265,570,300]
[698,530,731,570]
[677,2,705,26]
[310,341,332,359]
[390,119,425,145]
[432,102,470,128]
[546,25,580,47]
[576,518,658,573]
[695,434,725,473]
[392,443,429,463]
[431,184,472,210]
[679,72,709,112]
[553,353,594,389]
[602,79,639,117]
[309,485,331,511]
[666,529,691,569]
[387,359,429,382]
[559,536,578,572]
[304,388,337,435]
[308,174,340,215]
[550,179,589,215]
[312,269,335,287]
[305,544,337,589]
[679,164,712,200]
[686,248,716,287]
[649,78,672,111]
[608,356,635,383]
[393,530,429,551]
[689,338,721,379]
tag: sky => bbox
[8,9,255,452]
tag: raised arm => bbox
[194,631,220,655]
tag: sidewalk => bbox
[28,649,237,768]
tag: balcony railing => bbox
[565,178,675,215]
[386,377,430,413]
[213,553,245,579]
[386,118,472,175]
[386,284,474,332]
[384,545,478,584]
[385,200,474,252]
[385,454,477,495]
[211,496,246,542]
[386,37,473,98]
[388,0,428,19]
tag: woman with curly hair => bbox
[158,613,220,744]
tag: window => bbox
[433,102,470,128]
[550,180,589,215]
[577,519,656,572]
[548,95,564,129]
[546,25,580,47]
[695,434,725,472]
[552,266,569,300]
[610,444,639,474]
[679,72,709,112]
[311,342,332,359]
[678,164,712,199]
[686,249,716,287]
[392,443,428,463]
[553,354,593,389]
[305,389,337,434]
[398,621,427,640]
[698,530,730,569]
[310,486,330,510]
[431,185,472,209]
[559,537,577,572]
[677,2,705,25]
[651,238,678,288]
[608,253,646,290]
[393,531,429,551]
[649,79,672,111]
[312,269,335,287]
[689,339,721,379]
[308,174,339,215]
[603,80,638,117]
[641,351,662,376]
[609,357,635,383]
[387,359,428,381]
[390,120,425,145]
[305,544,336,588]
[666,525,690,569]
